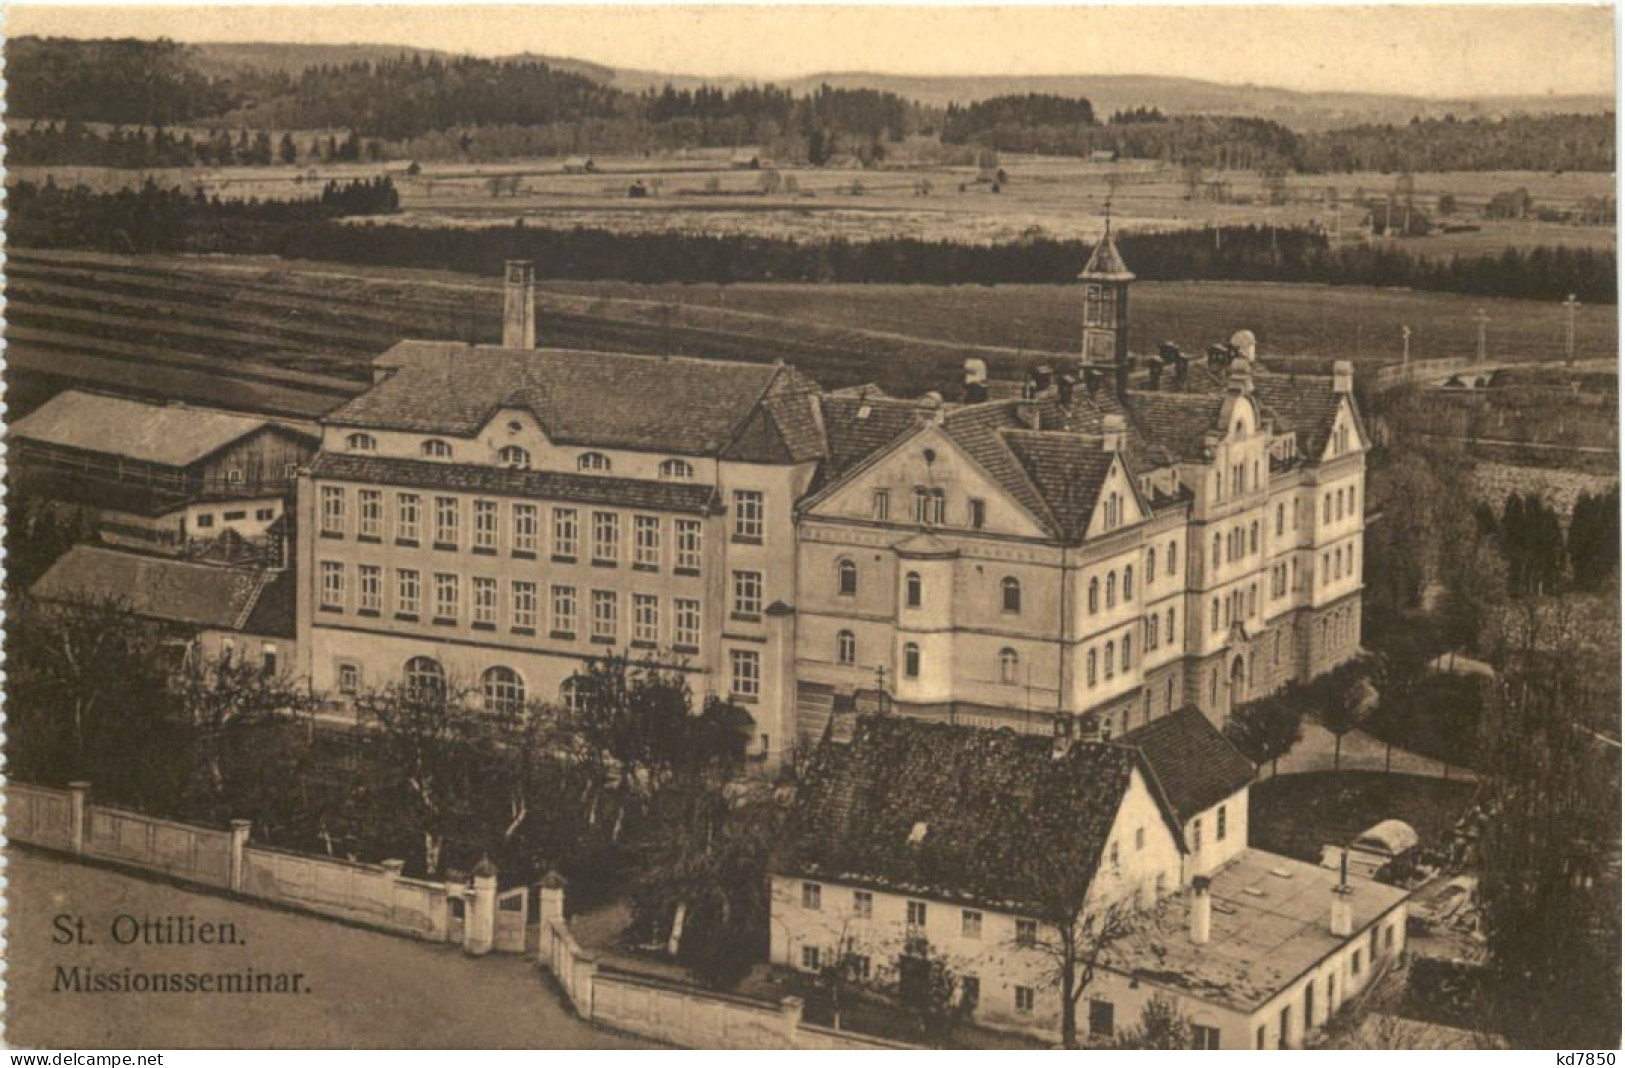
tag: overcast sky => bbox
[7,4,1616,99]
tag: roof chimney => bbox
[503,260,536,349]
[1029,364,1055,398]
[1333,360,1354,395]
[1102,413,1126,453]
[1190,875,1212,945]
[1057,370,1078,407]
[1230,329,1258,361]
[963,358,990,403]
[1147,360,1164,390]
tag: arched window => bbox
[1276,503,1285,537]
[930,488,947,525]
[837,629,857,666]
[905,571,923,609]
[1211,598,1220,632]
[404,656,445,697]
[659,458,694,481]
[421,439,452,459]
[577,452,612,473]
[481,666,526,714]
[561,675,591,713]
[1106,572,1117,609]
[1122,635,1133,670]
[1105,640,1116,680]
[838,559,859,596]
[1250,521,1259,555]
[1000,576,1022,614]
[999,647,1019,684]
[1148,613,1159,650]
[1087,649,1098,687]
[346,432,377,452]
[499,445,531,470]
[1167,606,1176,640]
[1146,548,1156,586]
[1168,539,1178,576]
[903,642,921,679]
[1212,533,1222,569]
[1123,565,1135,601]
[1088,578,1100,614]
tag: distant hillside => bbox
[777,72,1614,130]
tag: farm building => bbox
[770,714,1409,1049]
[8,390,318,547]
[30,543,298,674]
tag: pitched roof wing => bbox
[30,545,265,630]
[1002,431,1117,543]
[9,390,287,468]
[1119,706,1256,822]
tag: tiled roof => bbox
[1123,390,1226,462]
[1251,373,1347,459]
[1080,230,1135,282]
[816,393,929,481]
[1003,432,1116,544]
[1119,707,1256,823]
[330,342,823,462]
[310,452,720,514]
[8,390,301,469]
[240,567,297,639]
[777,716,1176,914]
[30,545,264,631]
[940,403,1058,532]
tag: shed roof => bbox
[8,390,292,468]
[30,545,276,633]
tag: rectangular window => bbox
[472,576,497,627]
[675,519,703,572]
[512,580,538,631]
[730,649,760,700]
[320,486,345,536]
[1218,805,1228,841]
[1089,999,1115,1037]
[552,585,578,636]
[1015,918,1038,946]
[319,561,344,610]
[396,569,421,616]
[223,510,247,523]
[969,498,987,529]
[261,645,279,677]
[962,975,980,1010]
[1352,949,1362,976]
[851,955,872,982]
[397,493,421,543]
[591,589,618,642]
[633,593,659,645]
[592,511,619,564]
[961,910,982,939]
[358,489,382,539]
[801,882,822,910]
[338,663,360,696]
[434,573,459,622]
[674,598,701,650]
[732,570,763,618]
[906,900,927,928]
[553,508,579,559]
[1193,1024,1221,1050]
[733,489,764,542]
[801,946,821,972]
[872,489,890,521]
[358,564,382,613]
[633,515,661,569]
[1015,987,1035,1014]
[473,500,499,552]
[434,496,459,548]
[196,513,215,529]
[1193,818,1204,851]
[512,503,539,555]
[853,890,873,919]
[255,507,275,522]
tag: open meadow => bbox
[11,150,1614,253]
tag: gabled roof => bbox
[1123,390,1227,462]
[1119,707,1256,823]
[329,342,824,462]
[816,393,931,481]
[30,545,273,632]
[1002,432,1118,543]
[1251,373,1351,460]
[8,390,302,468]
[776,716,1182,914]
[310,452,721,514]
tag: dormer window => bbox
[346,433,376,452]
[659,458,693,481]
[578,452,612,473]
[499,445,531,470]
[421,439,452,460]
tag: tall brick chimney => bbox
[503,260,536,349]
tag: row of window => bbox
[798,883,1040,946]
[317,561,707,649]
[1321,543,1358,586]
[194,506,276,530]
[376,649,762,709]
[1212,521,1262,571]
[871,487,991,530]
[344,434,701,482]
[1210,584,1261,633]
[1322,484,1358,526]
[319,487,708,570]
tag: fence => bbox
[536,878,917,1050]
[5,781,500,954]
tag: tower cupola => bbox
[1080,221,1135,388]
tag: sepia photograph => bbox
[0,2,1619,1053]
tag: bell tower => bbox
[1080,217,1134,378]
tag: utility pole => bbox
[1401,325,1412,372]
[1563,293,1580,367]
[1473,308,1489,365]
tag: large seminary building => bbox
[296,239,1367,757]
